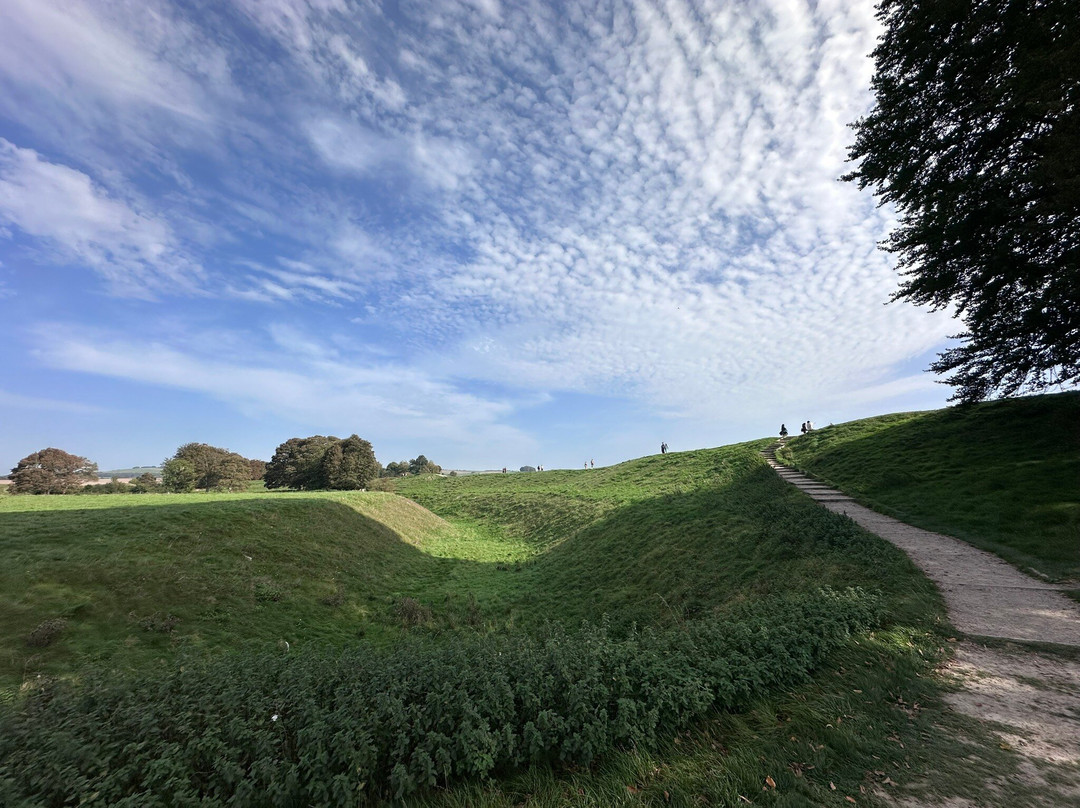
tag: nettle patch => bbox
[0,587,880,806]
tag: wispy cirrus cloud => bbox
[0,139,201,296]
[0,388,108,415]
[33,325,535,461]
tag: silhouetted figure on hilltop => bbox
[780,424,788,438]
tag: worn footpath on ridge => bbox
[763,440,1080,646]
[763,441,1080,805]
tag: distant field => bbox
[780,392,1080,581]
[98,466,163,478]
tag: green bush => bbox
[0,587,879,806]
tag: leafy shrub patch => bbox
[394,596,433,628]
[24,618,68,648]
[0,587,879,806]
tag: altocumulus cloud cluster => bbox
[0,0,954,469]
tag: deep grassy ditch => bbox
[0,440,952,805]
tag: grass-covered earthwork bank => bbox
[778,392,1080,581]
[0,439,964,805]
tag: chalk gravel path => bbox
[764,444,1080,805]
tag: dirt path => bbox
[763,446,1080,805]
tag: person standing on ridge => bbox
[780,424,788,438]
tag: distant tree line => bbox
[381,455,441,478]
[7,439,442,494]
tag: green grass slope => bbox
[2,441,941,687]
[0,491,465,685]
[1,441,967,806]
[778,391,1080,581]
[396,441,938,631]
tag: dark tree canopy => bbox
[380,456,442,478]
[264,435,379,490]
[844,0,1079,401]
[8,448,98,494]
[161,458,198,493]
[408,455,442,476]
[162,443,251,492]
[130,472,162,493]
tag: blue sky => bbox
[0,0,956,472]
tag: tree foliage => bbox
[8,448,98,494]
[161,459,197,493]
[408,454,441,476]
[381,456,442,478]
[381,461,410,478]
[844,0,1079,401]
[264,435,379,490]
[162,444,251,492]
[130,472,162,493]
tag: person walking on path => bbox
[780,424,788,438]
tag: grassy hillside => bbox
[2,442,938,687]
[397,443,936,629]
[1,441,965,806]
[778,392,1080,581]
[0,491,467,685]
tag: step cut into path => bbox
[762,442,1080,647]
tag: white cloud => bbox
[0,139,200,295]
[306,118,473,189]
[33,326,536,458]
[0,0,217,123]
[340,0,955,417]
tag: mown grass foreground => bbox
[1,440,956,805]
[779,391,1080,581]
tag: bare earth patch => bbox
[938,641,1080,806]
[766,449,1080,806]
